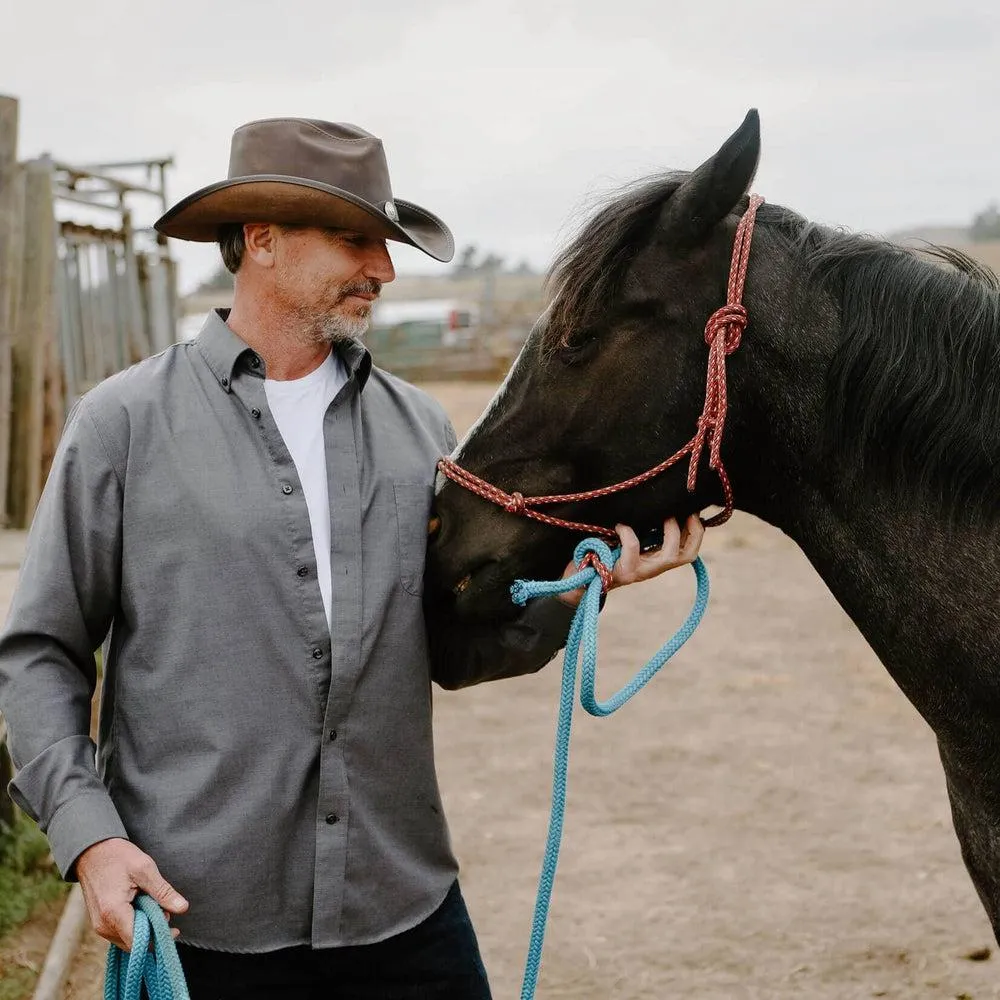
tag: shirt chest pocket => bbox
[393,482,433,596]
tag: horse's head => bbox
[429,110,831,622]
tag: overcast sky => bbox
[4,0,998,292]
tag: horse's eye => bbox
[557,336,599,367]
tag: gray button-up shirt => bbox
[0,310,574,951]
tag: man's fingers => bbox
[659,518,683,559]
[678,514,705,563]
[92,901,134,951]
[614,524,640,579]
[629,520,685,579]
[610,516,705,588]
[132,860,189,915]
[115,912,134,953]
[603,513,707,592]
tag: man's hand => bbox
[556,514,706,608]
[75,838,189,951]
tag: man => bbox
[0,117,703,998]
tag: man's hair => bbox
[218,223,246,274]
[218,222,317,273]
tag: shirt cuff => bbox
[44,791,130,880]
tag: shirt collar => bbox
[194,308,372,393]
[194,309,251,392]
[336,337,373,391]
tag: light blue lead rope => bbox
[511,538,710,999]
[104,894,191,1000]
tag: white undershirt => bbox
[264,351,348,634]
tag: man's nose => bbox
[365,241,395,284]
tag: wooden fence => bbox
[0,93,178,833]
[0,94,177,531]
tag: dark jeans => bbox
[174,882,492,1000]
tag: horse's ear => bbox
[659,109,761,247]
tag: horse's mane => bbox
[545,176,1000,512]
[804,227,1000,510]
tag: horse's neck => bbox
[771,477,1000,937]
[764,482,1000,744]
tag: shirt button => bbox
[325,813,338,825]
[312,647,324,659]
[281,483,293,495]
[328,729,337,742]
[297,566,309,577]
[251,408,261,419]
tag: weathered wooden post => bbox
[8,157,57,529]
[0,95,20,531]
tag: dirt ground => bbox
[3,379,999,999]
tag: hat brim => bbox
[153,175,455,263]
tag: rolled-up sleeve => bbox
[0,398,128,877]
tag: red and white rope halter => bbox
[437,194,764,545]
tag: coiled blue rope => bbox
[104,894,191,1000]
[511,538,710,1000]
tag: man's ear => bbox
[243,223,279,268]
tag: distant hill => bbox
[888,225,972,247]
[886,226,1000,278]
[952,240,1000,277]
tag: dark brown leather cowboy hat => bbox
[154,117,455,262]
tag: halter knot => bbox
[578,551,614,594]
[505,491,526,514]
[704,303,747,353]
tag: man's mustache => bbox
[338,279,382,302]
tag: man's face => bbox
[271,226,396,344]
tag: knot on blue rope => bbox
[571,536,617,568]
[510,537,620,608]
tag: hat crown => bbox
[228,118,393,205]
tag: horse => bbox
[426,109,1000,942]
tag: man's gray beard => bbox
[313,306,372,345]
